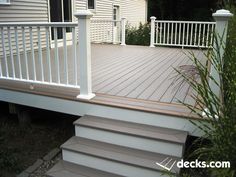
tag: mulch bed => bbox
[0,102,77,177]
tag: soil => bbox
[0,101,78,177]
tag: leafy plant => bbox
[175,6,236,177]
[125,23,150,46]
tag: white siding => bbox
[75,0,87,11]
[0,0,48,55]
[0,0,48,22]
[93,0,113,20]
[75,0,113,20]
[74,0,147,24]
[119,0,147,26]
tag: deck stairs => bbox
[47,115,188,177]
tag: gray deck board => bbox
[136,51,187,100]
[75,115,188,144]
[0,44,206,106]
[61,136,180,173]
[47,160,124,177]
[105,48,176,96]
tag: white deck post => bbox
[75,10,95,100]
[209,9,233,98]
[150,16,156,47]
[121,18,126,46]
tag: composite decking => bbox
[91,45,204,105]
[0,44,206,117]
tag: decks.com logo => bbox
[176,159,231,169]
[156,158,231,171]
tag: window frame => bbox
[0,0,10,5]
[87,0,95,10]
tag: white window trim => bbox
[0,0,10,5]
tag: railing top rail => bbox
[0,22,78,27]
[155,20,216,25]
[91,19,121,22]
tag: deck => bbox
[0,44,205,118]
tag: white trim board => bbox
[0,88,204,137]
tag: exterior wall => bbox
[0,0,48,55]
[74,0,113,20]
[0,0,147,55]
[117,0,148,26]
[74,0,147,24]
[75,0,87,11]
[73,0,147,42]
[0,0,48,22]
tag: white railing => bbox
[150,18,216,48]
[91,19,121,44]
[0,13,126,99]
[0,22,79,88]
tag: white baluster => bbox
[22,27,29,80]
[72,27,78,86]
[1,27,8,77]
[29,26,36,80]
[8,27,15,78]
[54,27,60,83]
[186,23,189,46]
[37,26,44,81]
[63,27,68,85]
[46,27,52,83]
[198,23,202,46]
[14,26,22,79]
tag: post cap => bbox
[213,9,233,20]
[74,10,93,19]
[150,16,156,20]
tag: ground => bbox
[0,102,77,177]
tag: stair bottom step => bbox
[47,160,125,177]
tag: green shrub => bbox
[176,6,236,177]
[125,23,150,46]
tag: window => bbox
[113,6,119,27]
[88,0,95,9]
[0,0,10,5]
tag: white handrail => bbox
[0,19,126,98]
[0,22,78,27]
[90,19,122,44]
[153,20,216,24]
[150,18,216,48]
[0,23,79,89]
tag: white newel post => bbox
[209,9,233,98]
[121,18,126,46]
[75,10,96,100]
[150,16,156,47]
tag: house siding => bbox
[74,0,147,24]
[0,0,48,22]
[75,0,87,11]
[0,0,48,55]
[0,0,147,55]
[119,0,147,26]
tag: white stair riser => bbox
[62,150,172,177]
[75,126,184,157]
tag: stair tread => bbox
[61,136,180,173]
[47,160,124,177]
[74,115,188,144]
